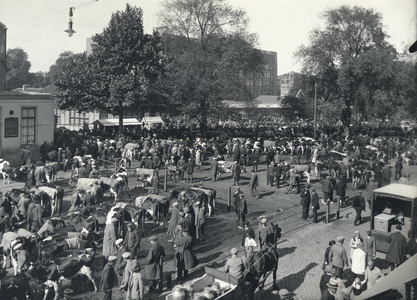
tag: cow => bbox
[38,185,64,216]
[323,159,341,178]
[28,252,97,300]
[188,185,217,217]
[44,161,60,183]
[134,194,170,227]
[0,271,32,300]
[102,174,130,203]
[114,202,144,233]
[0,160,17,184]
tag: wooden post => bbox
[166,274,172,290]
[325,201,330,223]
[266,165,269,185]
[164,166,167,191]
[336,196,341,219]
[227,186,231,212]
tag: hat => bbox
[235,186,241,189]
[230,248,238,255]
[278,289,289,297]
[108,255,117,262]
[122,252,131,259]
[336,236,345,242]
[115,238,123,246]
[172,202,179,207]
[193,201,200,206]
[261,218,267,224]
[126,221,133,227]
[327,277,339,289]
[149,236,157,242]
[354,230,360,235]
[396,225,402,231]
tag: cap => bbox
[172,202,179,207]
[327,277,339,289]
[122,252,131,259]
[194,201,200,206]
[230,248,238,255]
[115,238,123,246]
[13,243,23,251]
[278,289,289,297]
[354,230,360,235]
[108,255,117,262]
[261,218,267,224]
[126,222,133,227]
[396,225,402,231]
[337,236,345,242]
[235,186,241,189]
[149,236,157,242]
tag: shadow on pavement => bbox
[198,251,224,264]
[276,262,318,293]
[194,240,223,254]
[278,246,297,259]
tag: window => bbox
[69,111,88,126]
[21,108,36,145]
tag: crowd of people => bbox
[1,120,416,300]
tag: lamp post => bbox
[314,82,317,140]
[64,7,76,37]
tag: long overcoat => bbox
[102,223,118,257]
[385,231,406,265]
[175,235,199,270]
[144,243,165,280]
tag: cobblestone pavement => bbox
[1,155,415,300]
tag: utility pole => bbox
[314,82,317,140]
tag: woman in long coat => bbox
[167,202,180,239]
[175,231,199,280]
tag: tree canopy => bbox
[56,4,166,133]
[293,5,415,134]
[157,0,264,131]
[6,48,32,90]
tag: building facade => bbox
[0,91,55,165]
[244,50,278,97]
[279,72,296,98]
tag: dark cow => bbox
[323,159,341,178]
[133,194,170,227]
[29,252,97,300]
[114,202,144,232]
[39,185,64,216]
[0,271,33,300]
[189,185,217,217]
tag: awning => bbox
[373,183,417,200]
[140,116,164,124]
[92,118,141,127]
[356,254,417,299]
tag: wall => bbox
[0,95,55,165]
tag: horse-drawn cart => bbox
[166,267,243,300]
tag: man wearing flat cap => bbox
[103,218,119,263]
[115,239,127,286]
[328,236,349,278]
[124,222,141,259]
[119,252,139,298]
[144,236,165,292]
[363,229,376,261]
[258,217,275,250]
[300,184,311,220]
[100,255,117,300]
[224,248,245,281]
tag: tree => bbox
[294,6,396,135]
[56,4,166,133]
[6,48,31,90]
[157,0,264,132]
[48,51,84,83]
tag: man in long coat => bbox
[300,184,311,220]
[210,158,219,181]
[311,188,320,223]
[167,202,180,240]
[328,236,349,278]
[100,255,117,300]
[144,236,165,292]
[175,230,199,281]
[102,218,119,262]
[385,224,406,270]
[124,222,141,259]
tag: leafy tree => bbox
[6,48,31,90]
[157,0,264,132]
[48,51,84,83]
[294,6,396,135]
[56,4,166,133]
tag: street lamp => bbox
[64,7,76,37]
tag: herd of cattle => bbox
[0,164,217,300]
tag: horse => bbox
[245,243,280,298]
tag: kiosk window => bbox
[4,118,18,138]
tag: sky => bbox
[1,0,416,75]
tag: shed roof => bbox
[141,116,164,124]
[373,183,417,200]
[92,118,141,127]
